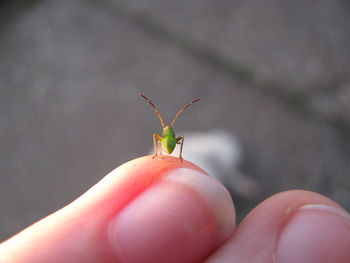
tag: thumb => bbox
[0,156,235,263]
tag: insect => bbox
[139,93,200,162]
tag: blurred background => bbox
[0,0,349,241]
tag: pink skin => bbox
[0,156,349,263]
[205,191,350,263]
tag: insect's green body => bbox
[161,125,177,154]
[139,93,200,161]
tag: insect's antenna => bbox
[138,93,165,128]
[170,98,200,127]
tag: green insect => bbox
[139,93,200,162]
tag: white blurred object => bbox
[150,129,260,199]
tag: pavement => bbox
[0,0,349,240]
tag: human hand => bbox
[0,156,349,263]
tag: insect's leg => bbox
[176,136,184,162]
[153,133,161,158]
[176,136,182,144]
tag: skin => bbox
[0,156,349,263]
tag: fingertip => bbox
[0,155,235,263]
[205,190,350,263]
[108,162,236,263]
[74,155,207,213]
[275,204,350,263]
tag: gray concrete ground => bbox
[0,0,349,241]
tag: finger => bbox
[205,190,350,263]
[0,156,236,263]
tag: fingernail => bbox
[108,168,235,263]
[275,204,350,263]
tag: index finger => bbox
[0,156,236,263]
